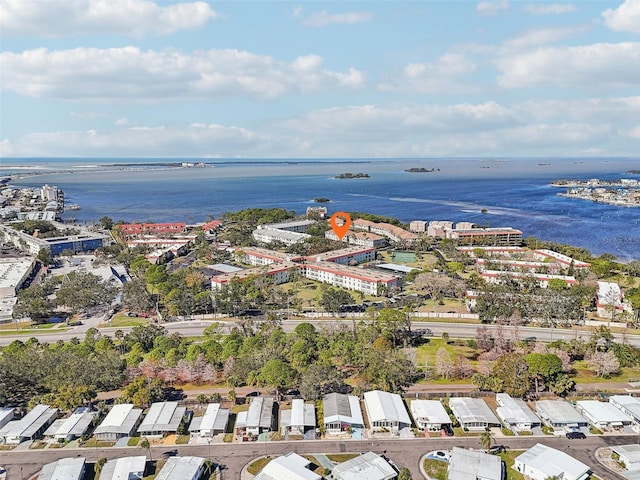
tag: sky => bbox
[1,0,639,158]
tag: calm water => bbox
[3,157,639,261]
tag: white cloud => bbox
[69,111,108,119]
[0,0,217,36]
[496,42,640,88]
[603,0,640,34]
[4,97,639,157]
[524,3,577,15]
[301,10,372,27]
[504,26,585,49]
[476,1,509,15]
[0,47,365,101]
[379,53,480,94]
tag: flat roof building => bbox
[39,457,86,480]
[0,257,36,298]
[237,397,276,437]
[323,393,365,435]
[0,404,58,444]
[448,397,500,432]
[253,227,310,246]
[410,400,451,432]
[576,400,633,430]
[325,229,388,248]
[610,395,640,423]
[94,404,143,441]
[301,261,400,296]
[259,220,316,233]
[514,443,590,480]
[535,400,588,428]
[611,445,640,472]
[100,456,147,480]
[0,408,14,430]
[309,246,376,265]
[363,390,411,432]
[44,407,95,442]
[331,451,397,480]
[189,403,230,437]
[280,399,316,436]
[155,456,205,480]
[211,262,295,290]
[137,401,187,437]
[254,452,321,480]
[235,246,300,266]
[447,447,502,480]
[446,226,523,246]
[495,393,540,432]
[353,219,418,245]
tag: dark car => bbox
[566,431,586,439]
[489,445,507,454]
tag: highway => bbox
[1,314,639,346]
[0,432,634,480]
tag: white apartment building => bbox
[252,227,310,246]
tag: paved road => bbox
[0,434,633,480]
[2,316,639,347]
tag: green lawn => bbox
[414,338,479,366]
[499,451,526,480]
[247,457,272,475]
[423,459,447,480]
[98,313,149,328]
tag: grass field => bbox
[499,451,526,480]
[98,312,149,328]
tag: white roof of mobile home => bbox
[281,399,316,428]
[0,404,58,439]
[447,447,502,480]
[515,443,590,480]
[364,390,411,425]
[94,404,143,436]
[410,400,451,424]
[44,407,94,438]
[254,452,321,480]
[449,397,500,425]
[610,395,640,421]
[535,400,588,425]
[0,407,14,428]
[495,393,540,425]
[247,397,275,428]
[100,456,147,480]
[576,400,633,425]
[39,457,86,480]
[138,401,186,433]
[155,456,205,480]
[323,393,364,426]
[188,403,229,434]
[332,451,397,480]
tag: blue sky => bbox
[1,0,639,158]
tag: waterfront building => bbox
[353,219,418,245]
[188,403,229,438]
[534,400,588,429]
[0,404,58,444]
[514,443,590,480]
[495,393,540,433]
[596,281,631,318]
[331,451,397,480]
[155,456,205,480]
[456,246,526,257]
[409,220,427,232]
[323,393,365,435]
[476,258,565,274]
[254,452,321,480]
[280,399,316,436]
[258,219,316,233]
[117,222,186,237]
[447,447,502,480]
[446,226,523,246]
[252,227,310,245]
[410,400,451,432]
[427,221,453,238]
[300,261,400,296]
[100,456,147,480]
[39,457,86,480]
[235,246,301,266]
[94,404,143,441]
[0,224,110,256]
[137,401,187,437]
[363,390,411,432]
[575,400,632,430]
[306,206,327,219]
[448,397,500,432]
[44,406,95,442]
[532,249,591,269]
[308,246,377,265]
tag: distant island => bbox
[335,172,370,179]
[314,197,330,203]
[551,178,640,187]
[628,170,640,174]
[404,167,440,173]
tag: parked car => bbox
[566,431,586,439]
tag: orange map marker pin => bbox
[330,212,352,240]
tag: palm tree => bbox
[480,429,494,451]
[203,458,214,477]
[139,437,152,461]
[94,457,107,475]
